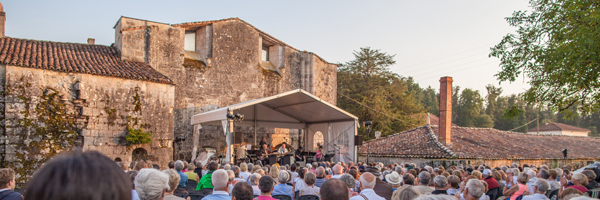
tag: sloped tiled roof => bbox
[358,125,455,158]
[360,124,600,160]
[0,37,174,84]
[526,123,590,132]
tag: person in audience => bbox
[0,168,21,200]
[392,185,421,200]
[414,171,434,195]
[300,171,321,197]
[403,174,416,186]
[272,171,293,199]
[174,161,188,187]
[385,171,402,190]
[506,168,520,189]
[203,169,232,200]
[135,161,148,171]
[447,175,460,195]
[581,170,599,190]
[526,170,538,194]
[168,161,175,169]
[227,170,239,194]
[558,187,583,200]
[197,161,218,190]
[350,172,385,200]
[331,165,344,179]
[162,169,187,200]
[492,170,505,194]
[503,172,529,200]
[257,176,278,200]
[368,167,393,200]
[560,173,588,194]
[321,179,349,200]
[482,169,499,194]
[135,168,170,200]
[547,169,560,191]
[25,150,130,200]
[240,163,252,182]
[340,174,358,197]
[315,167,327,187]
[182,161,189,172]
[249,173,263,196]
[522,179,550,200]
[232,182,255,200]
[431,175,448,195]
[185,163,199,183]
[127,171,141,200]
[194,162,203,180]
[294,168,307,200]
[459,179,485,200]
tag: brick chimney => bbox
[87,38,95,45]
[439,76,453,144]
[0,3,5,37]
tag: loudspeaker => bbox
[354,135,363,145]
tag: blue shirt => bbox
[177,170,189,186]
[314,178,326,188]
[202,191,231,200]
[272,183,294,199]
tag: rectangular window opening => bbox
[184,31,196,51]
[262,46,269,61]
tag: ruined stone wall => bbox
[1,65,174,182]
[312,56,337,105]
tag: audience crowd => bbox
[0,149,599,200]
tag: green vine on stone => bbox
[125,127,152,145]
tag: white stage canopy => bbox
[190,89,359,163]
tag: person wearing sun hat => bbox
[385,171,402,191]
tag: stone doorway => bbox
[132,148,148,161]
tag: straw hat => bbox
[385,171,402,185]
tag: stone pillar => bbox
[0,3,6,38]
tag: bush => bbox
[125,127,152,144]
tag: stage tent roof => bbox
[190,89,358,128]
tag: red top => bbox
[568,185,588,193]
[484,176,499,189]
[256,196,278,200]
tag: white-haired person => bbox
[249,173,263,196]
[560,173,589,195]
[414,194,458,200]
[174,160,189,187]
[162,169,188,200]
[331,164,344,179]
[136,168,171,200]
[349,172,385,200]
[300,172,321,197]
[457,179,485,200]
[522,179,550,200]
[431,175,448,195]
[203,169,233,200]
[272,171,293,199]
[526,169,538,195]
[239,163,252,182]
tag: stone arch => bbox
[132,148,148,161]
[313,131,324,150]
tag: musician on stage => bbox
[277,143,289,154]
[315,146,324,161]
[295,147,305,162]
[259,144,270,164]
[259,137,268,147]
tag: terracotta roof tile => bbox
[526,123,590,132]
[360,124,600,160]
[358,125,455,158]
[0,37,174,84]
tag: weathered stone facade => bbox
[115,17,338,160]
[1,65,175,181]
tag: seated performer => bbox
[295,147,306,162]
[259,144,270,164]
[277,143,289,165]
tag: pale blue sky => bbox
[4,0,531,96]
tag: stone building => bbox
[0,4,337,181]
[526,123,590,137]
[359,77,600,168]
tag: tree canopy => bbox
[337,47,425,138]
[490,0,600,115]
